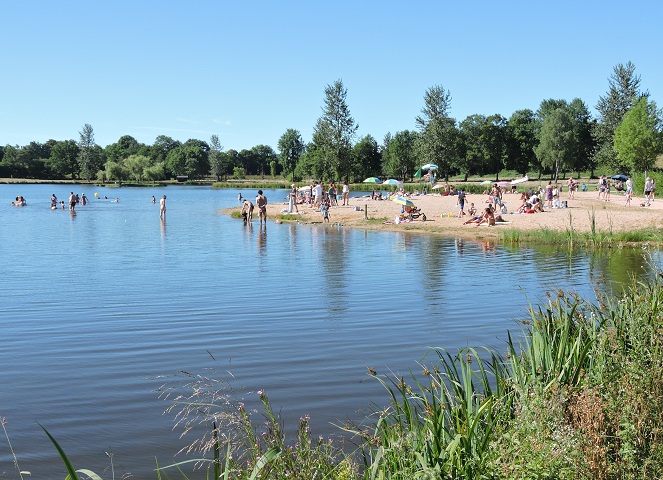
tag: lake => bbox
[0,183,659,478]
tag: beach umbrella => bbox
[363,177,382,184]
[611,174,629,182]
[391,196,415,207]
[382,179,401,185]
[497,181,510,188]
[480,180,492,185]
[421,163,439,171]
[413,168,422,179]
[432,183,444,190]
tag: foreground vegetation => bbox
[7,268,663,478]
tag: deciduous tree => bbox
[614,97,663,177]
[278,129,305,181]
[535,109,577,181]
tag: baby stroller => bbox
[406,206,427,222]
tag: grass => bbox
[499,209,663,248]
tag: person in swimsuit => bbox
[256,190,267,225]
[159,195,167,219]
[241,199,254,223]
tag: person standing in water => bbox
[256,190,267,225]
[159,195,167,219]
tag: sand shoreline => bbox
[227,190,663,241]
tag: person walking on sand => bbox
[457,189,467,217]
[256,190,267,225]
[342,181,350,206]
[644,177,653,206]
[159,195,167,219]
[625,176,633,206]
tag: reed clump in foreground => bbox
[23,272,663,479]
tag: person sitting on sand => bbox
[476,207,495,227]
[468,203,477,216]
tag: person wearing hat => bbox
[288,184,298,213]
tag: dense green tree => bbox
[505,109,537,176]
[104,135,142,163]
[382,130,417,180]
[567,98,595,176]
[165,139,210,178]
[535,108,577,181]
[415,85,458,181]
[458,114,486,180]
[208,134,225,181]
[311,79,358,181]
[482,114,507,179]
[294,144,319,181]
[250,145,278,177]
[151,135,181,166]
[47,140,80,178]
[104,161,129,181]
[77,124,104,180]
[143,162,166,182]
[278,129,306,181]
[0,141,53,178]
[614,97,663,176]
[352,134,381,181]
[124,154,152,182]
[0,145,27,177]
[593,61,646,170]
[183,139,210,178]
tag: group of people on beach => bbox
[240,190,268,225]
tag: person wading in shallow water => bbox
[256,190,267,225]
[159,195,167,219]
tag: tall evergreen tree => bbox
[77,124,103,180]
[415,85,458,181]
[593,61,647,170]
[208,134,225,181]
[311,79,358,181]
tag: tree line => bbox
[1,62,661,183]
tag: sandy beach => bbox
[239,189,663,240]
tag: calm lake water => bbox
[0,184,659,478]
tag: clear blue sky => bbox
[2,0,661,152]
